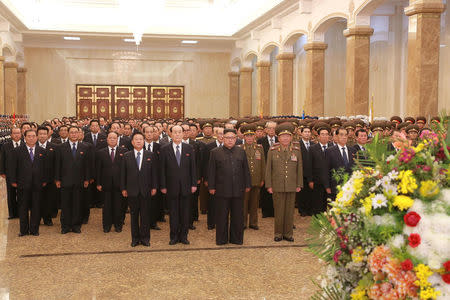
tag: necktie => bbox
[362,146,366,151]
[136,152,141,170]
[270,138,273,147]
[93,134,97,146]
[176,145,181,166]
[322,145,326,152]
[342,147,349,166]
[148,143,152,152]
[72,143,76,158]
[14,142,18,148]
[306,142,310,150]
[29,148,34,162]
[110,148,115,162]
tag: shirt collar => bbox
[39,141,47,148]
[134,148,143,156]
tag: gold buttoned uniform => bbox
[265,142,303,239]
[239,143,265,227]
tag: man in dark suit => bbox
[58,125,69,144]
[37,126,57,226]
[296,125,315,216]
[208,129,251,245]
[55,126,90,234]
[326,127,356,198]
[44,124,61,145]
[96,131,128,233]
[352,129,369,164]
[188,123,203,229]
[120,132,158,247]
[0,127,22,219]
[10,129,48,236]
[203,127,224,230]
[257,121,277,218]
[110,122,132,151]
[160,125,197,245]
[308,126,333,214]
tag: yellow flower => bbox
[393,195,414,211]
[397,170,418,194]
[418,287,441,300]
[351,246,365,263]
[414,264,441,299]
[413,143,425,153]
[351,286,367,300]
[360,194,374,216]
[353,177,365,195]
[419,180,440,199]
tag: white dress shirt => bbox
[109,146,116,156]
[173,142,182,156]
[39,141,47,149]
[134,149,143,170]
[13,140,21,148]
[216,140,222,148]
[267,136,275,146]
[145,141,153,152]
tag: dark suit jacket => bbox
[299,140,314,182]
[10,144,48,190]
[0,140,19,180]
[48,137,61,144]
[41,142,58,183]
[159,142,197,197]
[189,139,203,181]
[202,141,219,181]
[55,141,90,188]
[352,144,368,160]
[83,132,107,150]
[257,136,278,160]
[118,135,132,151]
[96,146,128,191]
[120,150,158,197]
[207,146,251,198]
[326,145,356,194]
[159,136,172,146]
[309,143,331,188]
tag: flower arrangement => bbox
[309,118,450,300]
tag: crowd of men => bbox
[0,114,441,247]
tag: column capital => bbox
[228,71,239,77]
[239,67,253,73]
[304,42,328,51]
[256,60,271,67]
[405,2,445,16]
[343,26,374,38]
[275,52,296,61]
[4,62,18,69]
[17,67,27,73]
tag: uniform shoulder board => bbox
[256,144,263,148]
[293,146,300,151]
[270,144,280,150]
[196,137,204,140]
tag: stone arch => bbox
[282,30,308,49]
[355,0,388,17]
[312,13,349,37]
[2,43,15,60]
[243,50,258,67]
[259,42,280,61]
[231,57,241,72]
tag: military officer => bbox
[239,124,265,230]
[265,123,303,242]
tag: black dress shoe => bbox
[18,232,28,237]
[82,219,88,225]
[293,225,296,229]
[141,241,150,247]
[243,226,247,230]
[115,227,122,233]
[169,239,178,245]
[189,225,196,230]
[44,220,53,226]
[283,237,294,242]
[207,225,215,230]
[150,225,161,230]
[159,217,166,222]
[8,216,18,220]
[201,210,207,215]
[95,204,104,208]
[249,225,259,230]
[30,232,39,236]
[216,242,227,245]
[230,241,243,245]
[274,237,282,242]
[61,229,70,234]
[130,241,139,247]
[103,229,110,233]
[180,239,190,245]
[72,228,81,234]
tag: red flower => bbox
[408,233,421,248]
[340,242,347,249]
[442,274,450,284]
[444,260,450,272]
[404,212,421,227]
[401,259,414,271]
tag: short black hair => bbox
[107,131,119,138]
[37,126,49,133]
[169,125,184,133]
[355,129,368,137]
[90,119,99,126]
[68,126,79,132]
[300,126,311,133]
[124,124,132,130]
[20,122,31,129]
[59,125,68,131]
[131,131,144,140]
[318,128,330,135]
[336,127,348,135]
[224,129,237,135]
[24,129,36,137]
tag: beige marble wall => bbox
[17,68,27,114]
[0,57,4,112]
[239,67,253,117]
[24,48,230,122]
[293,36,307,117]
[276,53,295,115]
[228,72,239,117]
[256,61,271,116]
[304,42,327,116]
[269,48,279,115]
[4,62,18,114]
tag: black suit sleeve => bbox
[151,152,158,190]
[95,151,102,185]
[207,150,216,190]
[0,145,5,175]
[120,155,127,192]
[9,148,18,184]
[190,148,197,187]
[159,149,167,190]
[54,145,62,182]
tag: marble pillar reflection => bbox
[228,71,240,117]
[0,57,4,112]
[276,53,295,115]
[304,42,327,116]
[4,62,18,114]
[239,67,253,117]
[256,61,271,116]
[344,26,374,116]
[17,68,27,115]
[405,1,445,117]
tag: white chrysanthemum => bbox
[383,184,398,198]
[372,194,388,209]
[386,155,396,163]
[388,234,405,249]
[380,176,391,188]
[429,273,450,300]
[387,170,399,180]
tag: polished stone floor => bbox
[0,179,322,299]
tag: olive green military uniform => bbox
[265,123,303,240]
[239,126,265,228]
[196,121,216,213]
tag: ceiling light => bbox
[181,40,198,44]
[124,38,135,43]
[63,36,80,41]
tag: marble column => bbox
[17,67,27,115]
[228,71,240,117]
[239,67,253,117]
[256,61,271,116]
[4,62,18,114]
[405,0,445,117]
[0,57,4,112]
[344,26,374,116]
[304,42,327,116]
[276,53,296,115]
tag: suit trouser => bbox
[190,184,200,224]
[260,185,274,217]
[296,177,314,215]
[17,188,41,235]
[199,181,208,212]
[61,186,82,231]
[215,195,244,245]
[102,190,123,231]
[169,193,190,241]
[41,183,56,222]
[6,181,18,218]
[243,186,259,227]
[150,192,159,226]
[273,192,296,239]
[207,194,215,227]
[128,194,150,244]
[310,183,327,215]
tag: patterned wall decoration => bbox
[76,85,184,119]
